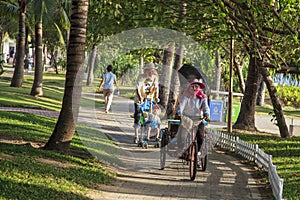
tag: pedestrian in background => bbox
[98,65,119,113]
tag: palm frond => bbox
[54,22,66,47]
[0,0,19,17]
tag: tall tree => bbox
[44,0,89,151]
[256,74,266,106]
[159,43,174,116]
[213,51,221,98]
[86,45,97,86]
[10,0,28,87]
[167,44,184,118]
[0,25,3,72]
[212,0,297,137]
[260,63,290,138]
[30,0,43,96]
[233,52,260,130]
[166,0,186,118]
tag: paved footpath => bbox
[0,93,272,200]
[78,93,272,200]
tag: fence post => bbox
[235,136,239,154]
[269,154,273,170]
[255,144,258,165]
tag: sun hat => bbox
[143,62,157,70]
[188,78,206,89]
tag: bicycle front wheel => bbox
[189,141,198,181]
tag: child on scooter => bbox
[145,104,161,147]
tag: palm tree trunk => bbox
[10,0,27,87]
[44,0,89,152]
[0,25,3,71]
[86,45,97,86]
[31,15,43,97]
[167,45,184,118]
[159,43,174,116]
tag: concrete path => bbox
[0,93,273,199]
[77,93,272,200]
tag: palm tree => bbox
[30,0,43,96]
[10,0,28,87]
[159,43,174,116]
[44,0,89,151]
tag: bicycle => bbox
[159,116,208,181]
[184,116,208,180]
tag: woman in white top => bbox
[177,78,210,157]
[98,65,119,113]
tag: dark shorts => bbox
[133,103,141,128]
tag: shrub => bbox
[276,85,300,108]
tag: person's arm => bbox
[98,76,105,92]
[114,78,119,90]
[202,98,210,121]
[154,86,160,102]
[136,88,143,103]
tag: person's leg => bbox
[196,123,205,152]
[106,89,114,112]
[133,103,141,143]
[103,89,109,111]
[146,126,151,140]
[155,127,159,139]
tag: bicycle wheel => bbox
[200,155,207,171]
[189,141,198,181]
[160,129,168,170]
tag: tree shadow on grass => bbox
[0,179,91,200]
[0,142,114,195]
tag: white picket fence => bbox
[207,129,284,200]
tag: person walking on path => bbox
[98,65,119,113]
[133,62,160,144]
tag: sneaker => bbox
[105,110,110,114]
[134,137,139,144]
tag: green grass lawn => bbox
[0,111,117,199]
[236,133,300,199]
[0,72,118,199]
[0,72,104,111]
[255,105,300,119]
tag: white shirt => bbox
[103,72,116,90]
[179,96,210,117]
